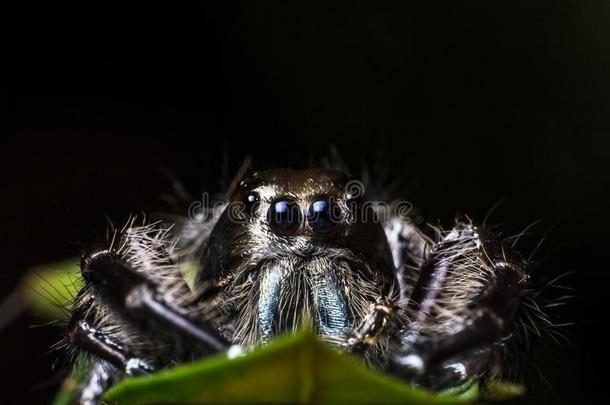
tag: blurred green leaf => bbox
[21,258,81,321]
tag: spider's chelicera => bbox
[66,168,531,404]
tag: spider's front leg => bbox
[67,225,230,404]
[68,294,154,377]
[391,221,528,388]
[79,249,228,350]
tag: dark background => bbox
[2,2,607,404]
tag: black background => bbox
[2,2,607,404]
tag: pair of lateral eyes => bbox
[242,193,352,235]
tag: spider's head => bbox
[213,168,392,265]
[233,168,360,237]
[197,168,396,343]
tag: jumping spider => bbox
[66,168,530,404]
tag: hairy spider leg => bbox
[392,224,527,382]
[68,249,233,404]
[68,315,153,376]
[79,249,229,351]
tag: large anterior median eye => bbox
[307,199,341,233]
[267,199,302,235]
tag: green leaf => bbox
[16,258,81,322]
[104,331,475,405]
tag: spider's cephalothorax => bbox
[66,168,530,404]
[196,169,397,352]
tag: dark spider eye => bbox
[267,199,302,234]
[346,192,364,210]
[307,199,341,233]
[244,193,260,214]
[345,188,366,222]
